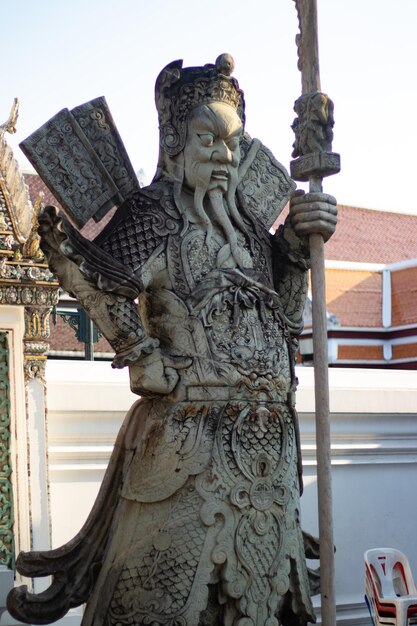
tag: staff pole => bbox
[290,2,341,623]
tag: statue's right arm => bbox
[272,191,337,335]
[38,206,159,371]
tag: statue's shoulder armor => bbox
[238,133,296,230]
[93,183,181,273]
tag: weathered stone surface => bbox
[8,54,337,625]
[20,98,140,228]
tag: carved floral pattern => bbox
[94,399,311,626]
[0,332,14,569]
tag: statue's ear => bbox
[155,60,183,101]
[155,59,184,156]
[155,60,185,157]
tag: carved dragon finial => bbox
[22,192,45,260]
[293,0,303,72]
[32,192,44,225]
[0,98,19,135]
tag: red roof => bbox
[326,268,382,327]
[324,205,417,263]
[23,173,116,239]
[48,316,112,355]
[24,172,57,208]
[391,267,417,326]
[278,203,417,264]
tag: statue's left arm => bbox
[272,191,337,333]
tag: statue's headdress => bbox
[155,53,245,157]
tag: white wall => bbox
[46,361,135,548]
[45,361,417,626]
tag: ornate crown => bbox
[155,53,245,156]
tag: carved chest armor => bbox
[96,186,295,402]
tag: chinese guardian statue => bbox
[8,54,337,626]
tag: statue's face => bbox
[183,102,243,193]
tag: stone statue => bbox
[8,54,337,626]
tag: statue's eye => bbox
[198,133,215,147]
[226,137,239,151]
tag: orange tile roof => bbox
[338,345,383,361]
[24,171,58,208]
[391,267,417,326]
[324,205,417,263]
[48,315,112,354]
[274,203,417,263]
[23,173,116,239]
[392,343,417,360]
[326,268,382,327]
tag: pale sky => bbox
[2,0,416,214]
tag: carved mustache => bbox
[192,162,232,188]
[190,165,248,268]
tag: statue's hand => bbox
[129,348,191,396]
[37,205,65,253]
[289,190,337,242]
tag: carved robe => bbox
[9,144,318,626]
[82,183,313,626]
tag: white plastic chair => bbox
[365,548,417,626]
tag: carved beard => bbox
[190,163,247,266]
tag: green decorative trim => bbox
[0,331,14,569]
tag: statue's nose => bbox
[212,141,232,163]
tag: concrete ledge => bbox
[0,566,13,607]
[0,567,18,626]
